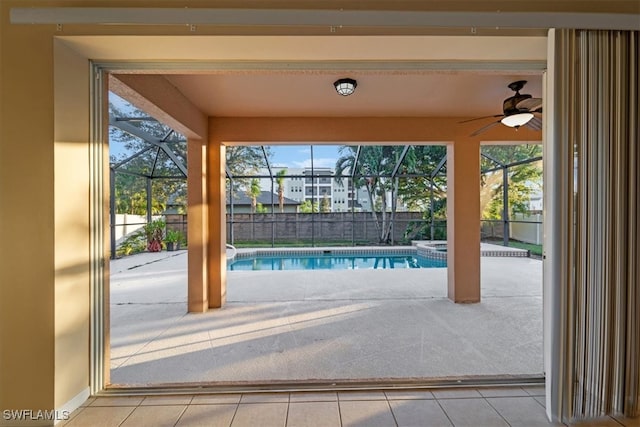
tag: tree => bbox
[480,144,543,220]
[320,195,331,213]
[335,145,416,243]
[226,145,271,197]
[298,200,319,213]
[396,146,447,213]
[247,178,261,214]
[395,146,448,240]
[255,203,268,214]
[275,169,287,213]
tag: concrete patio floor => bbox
[109,249,543,386]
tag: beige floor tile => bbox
[140,395,193,405]
[385,390,435,400]
[612,413,640,427]
[191,394,242,405]
[431,388,482,399]
[487,396,559,426]
[55,408,83,427]
[289,392,338,402]
[438,398,509,427]
[339,400,396,427]
[80,397,97,407]
[175,404,237,427]
[287,401,341,427]
[89,396,144,407]
[338,391,387,401]
[522,385,546,396]
[55,406,87,427]
[56,406,95,427]
[120,405,187,427]
[478,386,529,397]
[389,399,453,427]
[64,406,135,427]
[231,403,288,427]
[240,392,289,403]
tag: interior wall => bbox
[53,39,91,409]
[0,7,57,413]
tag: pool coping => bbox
[228,242,529,263]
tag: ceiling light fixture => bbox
[333,78,357,96]
[501,112,534,128]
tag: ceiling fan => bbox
[461,80,543,136]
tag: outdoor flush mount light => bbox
[501,112,534,128]
[334,78,357,96]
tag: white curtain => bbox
[549,29,639,421]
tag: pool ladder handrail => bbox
[226,243,237,263]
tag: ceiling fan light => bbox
[501,112,534,128]
[334,78,357,96]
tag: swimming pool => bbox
[227,251,446,271]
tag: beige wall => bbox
[1,5,58,413]
[53,39,91,409]
[0,9,96,414]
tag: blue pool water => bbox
[227,252,446,271]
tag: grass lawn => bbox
[508,241,543,257]
[483,238,543,257]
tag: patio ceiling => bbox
[163,71,544,119]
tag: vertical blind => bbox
[553,29,639,420]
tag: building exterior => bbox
[259,167,370,212]
[0,2,638,425]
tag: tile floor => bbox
[59,386,640,427]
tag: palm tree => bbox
[335,145,406,243]
[275,169,287,213]
[248,178,261,214]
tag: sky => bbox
[268,145,344,169]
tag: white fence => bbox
[113,214,162,242]
[510,213,543,245]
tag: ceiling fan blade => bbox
[524,116,543,131]
[471,119,502,136]
[516,97,542,111]
[459,114,503,124]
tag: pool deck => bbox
[110,244,542,387]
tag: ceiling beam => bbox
[110,74,208,140]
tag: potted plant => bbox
[165,229,183,251]
[144,219,165,252]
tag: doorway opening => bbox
[98,58,545,389]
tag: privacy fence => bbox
[226,212,444,246]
